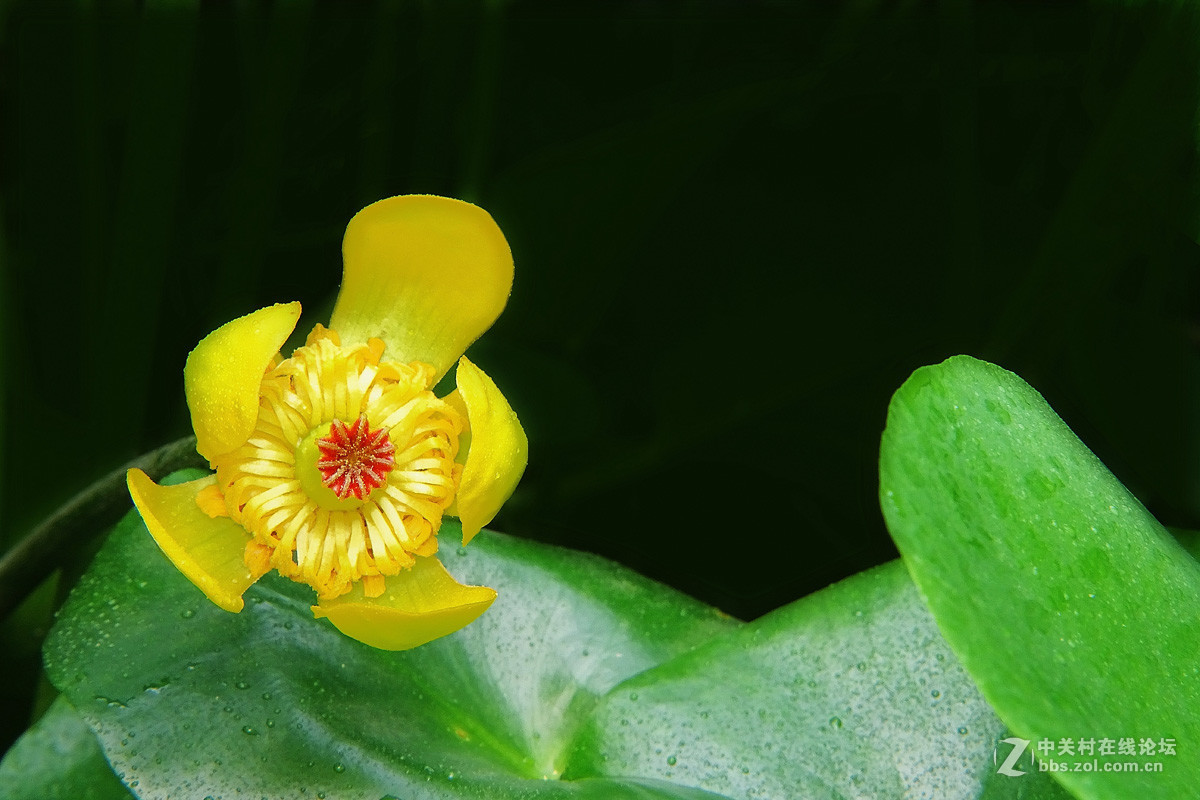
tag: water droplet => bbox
[181,609,195,619]
[334,763,346,774]
[455,546,468,556]
[235,681,249,690]
[317,794,326,800]
[957,726,968,735]
[855,661,866,671]
[930,689,941,698]
[266,719,275,728]
[666,755,677,766]
[242,725,259,736]
[985,399,1012,425]
[741,766,750,774]
[262,692,272,701]
[223,706,233,713]
[829,716,843,728]
[629,692,639,701]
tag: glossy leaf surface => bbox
[880,355,1200,800]
[0,696,133,800]
[43,468,1074,799]
[566,560,1074,800]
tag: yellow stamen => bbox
[361,574,386,598]
[245,540,273,578]
[211,327,464,600]
[195,483,229,519]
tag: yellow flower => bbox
[125,195,527,650]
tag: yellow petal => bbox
[126,469,258,613]
[312,556,496,651]
[330,195,513,382]
[185,302,301,462]
[450,356,528,545]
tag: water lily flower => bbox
[126,195,527,650]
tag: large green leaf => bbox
[0,696,132,800]
[43,467,1073,799]
[879,355,1200,800]
[565,560,1073,800]
[43,474,735,799]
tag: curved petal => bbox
[126,469,258,613]
[312,556,496,651]
[330,195,513,382]
[185,302,301,462]
[448,356,528,545]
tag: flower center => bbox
[210,325,465,599]
[316,416,395,500]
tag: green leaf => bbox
[0,696,133,800]
[880,355,1200,800]
[42,471,1079,799]
[565,560,1073,800]
[44,493,736,800]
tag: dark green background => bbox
[2,0,1199,754]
